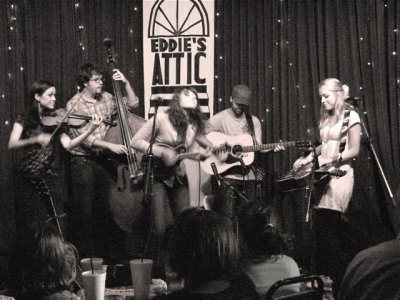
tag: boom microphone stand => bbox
[142,101,161,206]
[141,100,161,258]
[349,98,397,207]
[211,163,250,238]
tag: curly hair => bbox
[8,222,78,298]
[76,63,103,92]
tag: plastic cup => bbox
[130,259,153,300]
[82,270,106,300]
[80,257,103,272]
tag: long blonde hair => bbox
[319,78,349,129]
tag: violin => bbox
[41,109,116,128]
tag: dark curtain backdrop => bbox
[1,0,399,268]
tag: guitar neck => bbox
[242,141,297,152]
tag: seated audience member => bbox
[238,201,301,299]
[7,222,80,300]
[157,207,258,299]
[337,234,400,300]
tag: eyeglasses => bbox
[90,77,103,83]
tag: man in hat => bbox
[205,84,283,218]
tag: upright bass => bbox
[103,38,146,233]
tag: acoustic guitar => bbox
[276,162,347,192]
[201,132,311,175]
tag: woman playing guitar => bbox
[293,78,361,296]
[130,86,212,277]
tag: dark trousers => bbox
[314,208,349,294]
[68,156,114,259]
[148,178,190,277]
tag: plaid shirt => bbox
[66,91,116,155]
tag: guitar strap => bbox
[339,109,351,152]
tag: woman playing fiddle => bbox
[8,80,101,238]
[293,78,361,296]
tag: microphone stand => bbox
[304,144,318,274]
[142,103,160,206]
[219,176,251,204]
[357,106,397,207]
[141,101,161,259]
[219,174,250,239]
[305,145,318,224]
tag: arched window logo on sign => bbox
[143,0,215,119]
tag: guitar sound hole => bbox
[231,145,243,157]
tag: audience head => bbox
[167,208,239,284]
[238,201,288,259]
[8,221,78,298]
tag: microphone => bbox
[153,97,170,107]
[211,162,222,188]
[345,97,362,107]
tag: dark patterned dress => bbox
[14,113,64,235]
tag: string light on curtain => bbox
[75,1,86,51]
[4,3,18,128]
